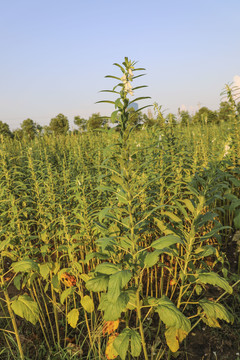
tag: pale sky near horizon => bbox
[0,0,240,130]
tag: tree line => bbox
[0,100,239,140]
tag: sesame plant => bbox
[83,58,237,360]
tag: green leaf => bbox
[95,237,117,251]
[129,329,141,357]
[111,110,119,123]
[52,274,60,292]
[84,251,109,263]
[95,100,115,105]
[113,62,125,73]
[136,104,152,113]
[196,212,219,228]
[98,292,129,321]
[125,289,137,310]
[95,263,119,275]
[0,238,11,251]
[105,75,121,80]
[113,328,131,360]
[133,67,146,71]
[197,272,232,293]
[151,235,183,250]
[144,250,161,267]
[115,98,123,109]
[200,226,231,240]
[162,211,182,223]
[150,296,191,332]
[13,274,22,291]
[234,212,240,229]
[67,308,79,328]
[11,295,39,325]
[195,245,216,258]
[81,295,94,313]
[107,270,132,302]
[86,275,109,292]
[132,74,146,80]
[60,287,75,305]
[199,299,234,326]
[174,200,190,220]
[39,262,52,279]
[100,89,119,94]
[128,96,151,105]
[182,199,195,214]
[72,261,82,273]
[132,85,148,91]
[12,260,39,273]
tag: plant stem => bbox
[136,289,148,360]
[3,289,24,360]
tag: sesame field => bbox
[0,59,240,360]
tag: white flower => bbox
[121,74,127,83]
[124,81,134,95]
[223,144,230,157]
[124,82,132,91]
[128,68,133,76]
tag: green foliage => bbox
[179,110,191,126]
[74,115,87,132]
[192,106,218,124]
[199,299,234,327]
[197,272,233,293]
[0,120,12,138]
[20,118,38,139]
[86,112,107,130]
[49,113,69,135]
[113,328,142,360]
[218,101,234,122]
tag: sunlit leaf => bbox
[11,295,39,325]
[67,308,79,328]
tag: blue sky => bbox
[0,0,240,129]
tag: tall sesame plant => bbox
[85,58,236,360]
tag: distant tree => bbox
[218,101,234,122]
[86,113,107,131]
[192,107,218,124]
[21,118,37,139]
[49,113,69,135]
[179,110,192,126]
[36,124,43,134]
[0,121,12,138]
[42,125,51,135]
[74,116,87,132]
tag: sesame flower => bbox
[121,74,127,83]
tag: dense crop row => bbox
[0,60,240,360]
